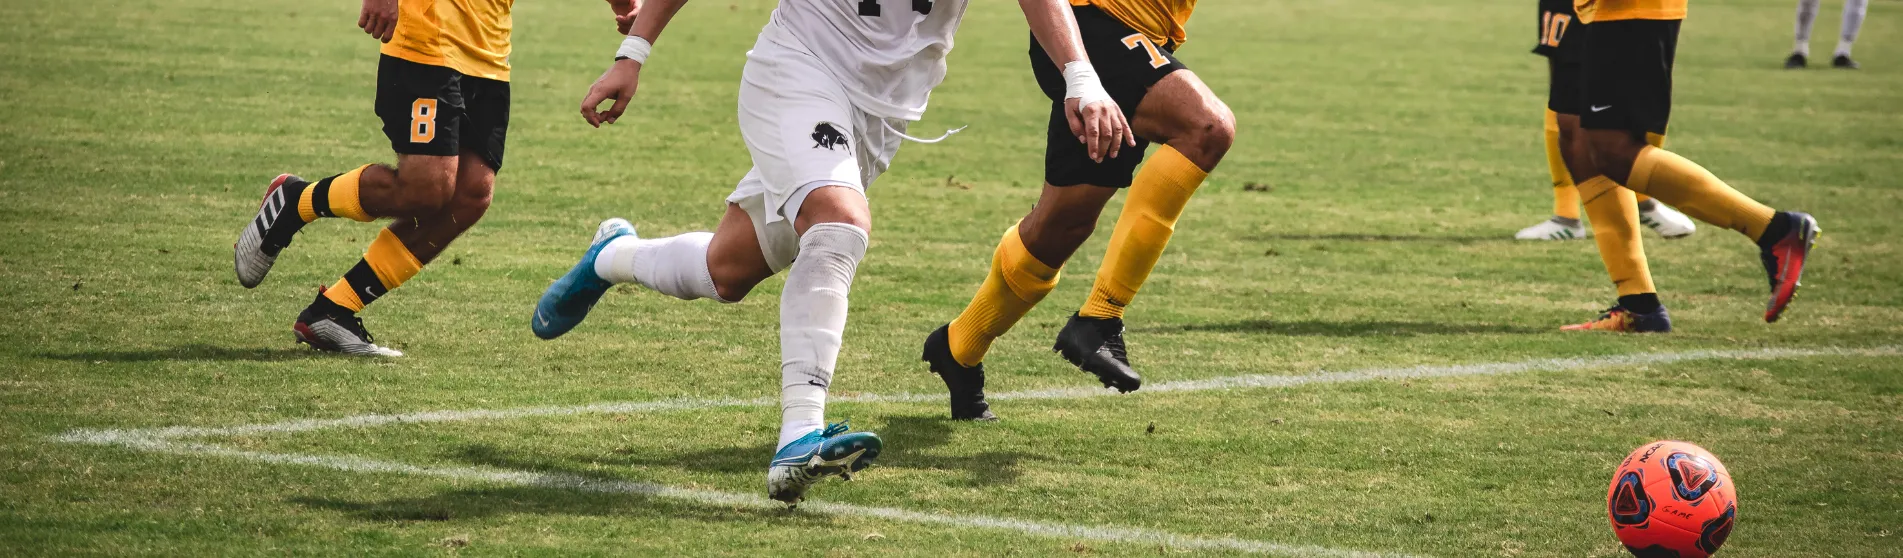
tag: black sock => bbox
[1756,211,1793,251]
[1619,293,1663,314]
[305,290,355,319]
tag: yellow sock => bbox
[1080,146,1208,319]
[1626,146,1775,240]
[322,228,424,312]
[1632,132,1664,205]
[946,225,1061,366]
[1544,109,1581,220]
[1579,176,1656,297]
[297,165,375,223]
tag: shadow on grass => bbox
[34,344,318,363]
[1249,233,1502,244]
[1155,319,1539,337]
[443,414,1044,488]
[290,485,832,526]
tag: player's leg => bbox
[1833,0,1867,68]
[1582,20,1819,323]
[1517,59,1588,241]
[1791,0,1822,67]
[1631,132,1697,238]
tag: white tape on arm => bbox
[616,35,653,64]
[1061,61,1112,109]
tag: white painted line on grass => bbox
[54,345,1901,445]
[121,438,1412,558]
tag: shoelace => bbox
[339,315,376,344]
[820,421,850,438]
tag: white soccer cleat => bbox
[1639,203,1697,239]
[1515,217,1589,240]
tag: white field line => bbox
[114,437,1411,558]
[47,345,1898,558]
[53,345,1901,446]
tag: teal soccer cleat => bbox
[766,422,883,505]
[531,218,635,340]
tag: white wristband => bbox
[1061,61,1112,109]
[616,34,653,64]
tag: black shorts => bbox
[1578,19,1678,136]
[1029,5,1188,188]
[374,55,511,171]
[1537,0,1584,113]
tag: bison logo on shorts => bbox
[812,123,849,151]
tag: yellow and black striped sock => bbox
[322,228,423,312]
[297,165,375,223]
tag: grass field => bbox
[3,0,1901,555]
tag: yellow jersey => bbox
[1573,0,1685,24]
[1072,0,1197,48]
[381,0,515,82]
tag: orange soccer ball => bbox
[1607,441,1738,558]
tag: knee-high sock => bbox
[777,223,868,450]
[1633,132,1665,205]
[1624,146,1776,241]
[946,225,1061,367]
[1796,0,1822,55]
[296,165,375,223]
[1079,145,1208,319]
[595,232,732,302]
[1579,177,1657,297]
[1837,0,1867,56]
[1544,109,1581,220]
[322,228,423,312]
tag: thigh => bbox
[736,39,865,223]
[1579,19,1677,137]
[376,55,464,158]
[1130,70,1228,146]
[460,76,511,172]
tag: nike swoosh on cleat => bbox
[535,311,551,328]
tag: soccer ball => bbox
[1607,441,1737,558]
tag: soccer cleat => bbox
[1561,305,1673,333]
[1784,52,1808,69]
[1053,314,1142,392]
[293,289,402,357]
[234,174,308,288]
[766,422,883,505]
[531,218,636,340]
[1832,54,1859,69]
[1514,217,1589,240]
[1638,203,1697,239]
[1761,212,1820,323]
[921,324,998,421]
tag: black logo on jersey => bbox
[812,123,849,151]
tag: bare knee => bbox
[1173,101,1235,170]
[1584,130,1645,184]
[792,185,872,234]
[389,163,458,215]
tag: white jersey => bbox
[762,0,970,121]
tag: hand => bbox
[580,59,642,128]
[607,0,640,34]
[1064,97,1135,162]
[359,0,398,43]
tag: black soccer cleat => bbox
[1784,52,1808,69]
[921,324,997,421]
[1760,211,1821,323]
[1052,314,1142,393]
[235,174,311,288]
[1832,54,1859,69]
[293,288,402,357]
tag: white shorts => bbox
[726,32,906,272]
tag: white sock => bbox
[1795,0,1820,55]
[595,232,731,302]
[775,222,869,452]
[1836,0,1866,57]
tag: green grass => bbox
[2,0,1900,555]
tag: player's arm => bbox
[1018,0,1134,162]
[359,0,398,43]
[581,0,685,128]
